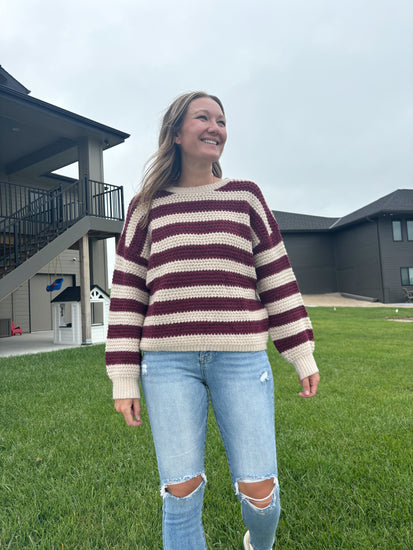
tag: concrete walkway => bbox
[0,331,84,358]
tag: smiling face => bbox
[174,97,227,168]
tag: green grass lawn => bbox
[1,307,412,549]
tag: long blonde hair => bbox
[136,91,225,227]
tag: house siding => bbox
[282,233,337,293]
[11,282,30,333]
[378,216,413,303]
[0,250,80,332]
[334,221,383,300]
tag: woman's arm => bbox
[105,200,150,400]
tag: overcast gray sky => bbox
[2,0,412,219]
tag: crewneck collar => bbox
[166,178,231,194]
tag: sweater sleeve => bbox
[250,185,319,380]
[105,200,150,399]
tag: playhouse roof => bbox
[51,285,109,303]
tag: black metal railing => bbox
[0,178,124,277]
[0,182,50,218]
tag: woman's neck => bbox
[178,165,217,188]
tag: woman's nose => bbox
[207,119,220,132]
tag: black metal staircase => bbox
[0,178,124,280]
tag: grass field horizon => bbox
[1,307,412,549]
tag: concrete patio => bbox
[0,331,85,358]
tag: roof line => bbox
[0,84,130,139]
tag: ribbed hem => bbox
[112,377,141,400]
[140,337,268,353]
[292,354,319,380]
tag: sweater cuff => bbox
[293,354,319,380]
[112,377,141,400]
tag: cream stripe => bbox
[151,232,252,254]
[279,341,315,360]
[265,294,304,316]
[150,285,258,303]
[151,188,254,207]
[110,284,149,304]
[115,256,148,278]
[146,259,256,285]
[144,308,268,326]
[107,364,140,371]
[254,242,285,267]
[150,210,248,230]
[269,318,312,339]
[257,268,296,294]
[106,337,140,350]
[140,333,268,349]
[108,311,145,326]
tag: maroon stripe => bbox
[105,350,141,365]
[273,329,314,353]
[149,270,256,291]
[150,199,248,220]
[117,230,149,260]
[253,237,282,256]
[109,298,148,315]
[149,244,253,269]
[255,256,291,279]
[112,270,147,291]
[259,281,299,304]
[268,306,309,328]
[107,325,142,339]
[152,220,251,242]
[217,180,261,197]
[146,297,263,316]
[142,319,269,339]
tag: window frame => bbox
[407,220,413,241]
[392,220,402,242]
[401,267,413,286]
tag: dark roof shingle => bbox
[274,189,413,232]
[273,210,338,232]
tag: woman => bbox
[106,91,320,550]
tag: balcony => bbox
[0,179,124,278]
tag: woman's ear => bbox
[174,132,181,145]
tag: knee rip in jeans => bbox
[236,477,279,510]
[161,473,206,498]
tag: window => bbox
[401,267,413,286]
[392,220,402,241]
[91,302,104,325]
[407,220,413,241]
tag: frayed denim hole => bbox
[260,370,270,383]
[235,477,279,508]
[160,473,207,498]
[141,363,148,376]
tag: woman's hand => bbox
[115,398,143,426]
[298,372,320,398]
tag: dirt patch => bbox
[386,318,413,322]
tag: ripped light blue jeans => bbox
[141,351,281,550]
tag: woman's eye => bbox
[218,120,226,127]
[197,115,207,120]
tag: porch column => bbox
[77,137,108,290]
[79,234,92,345]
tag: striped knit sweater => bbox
[106,178,318,399]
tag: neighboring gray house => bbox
[275,189,413,303]
[0,66,128,339]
